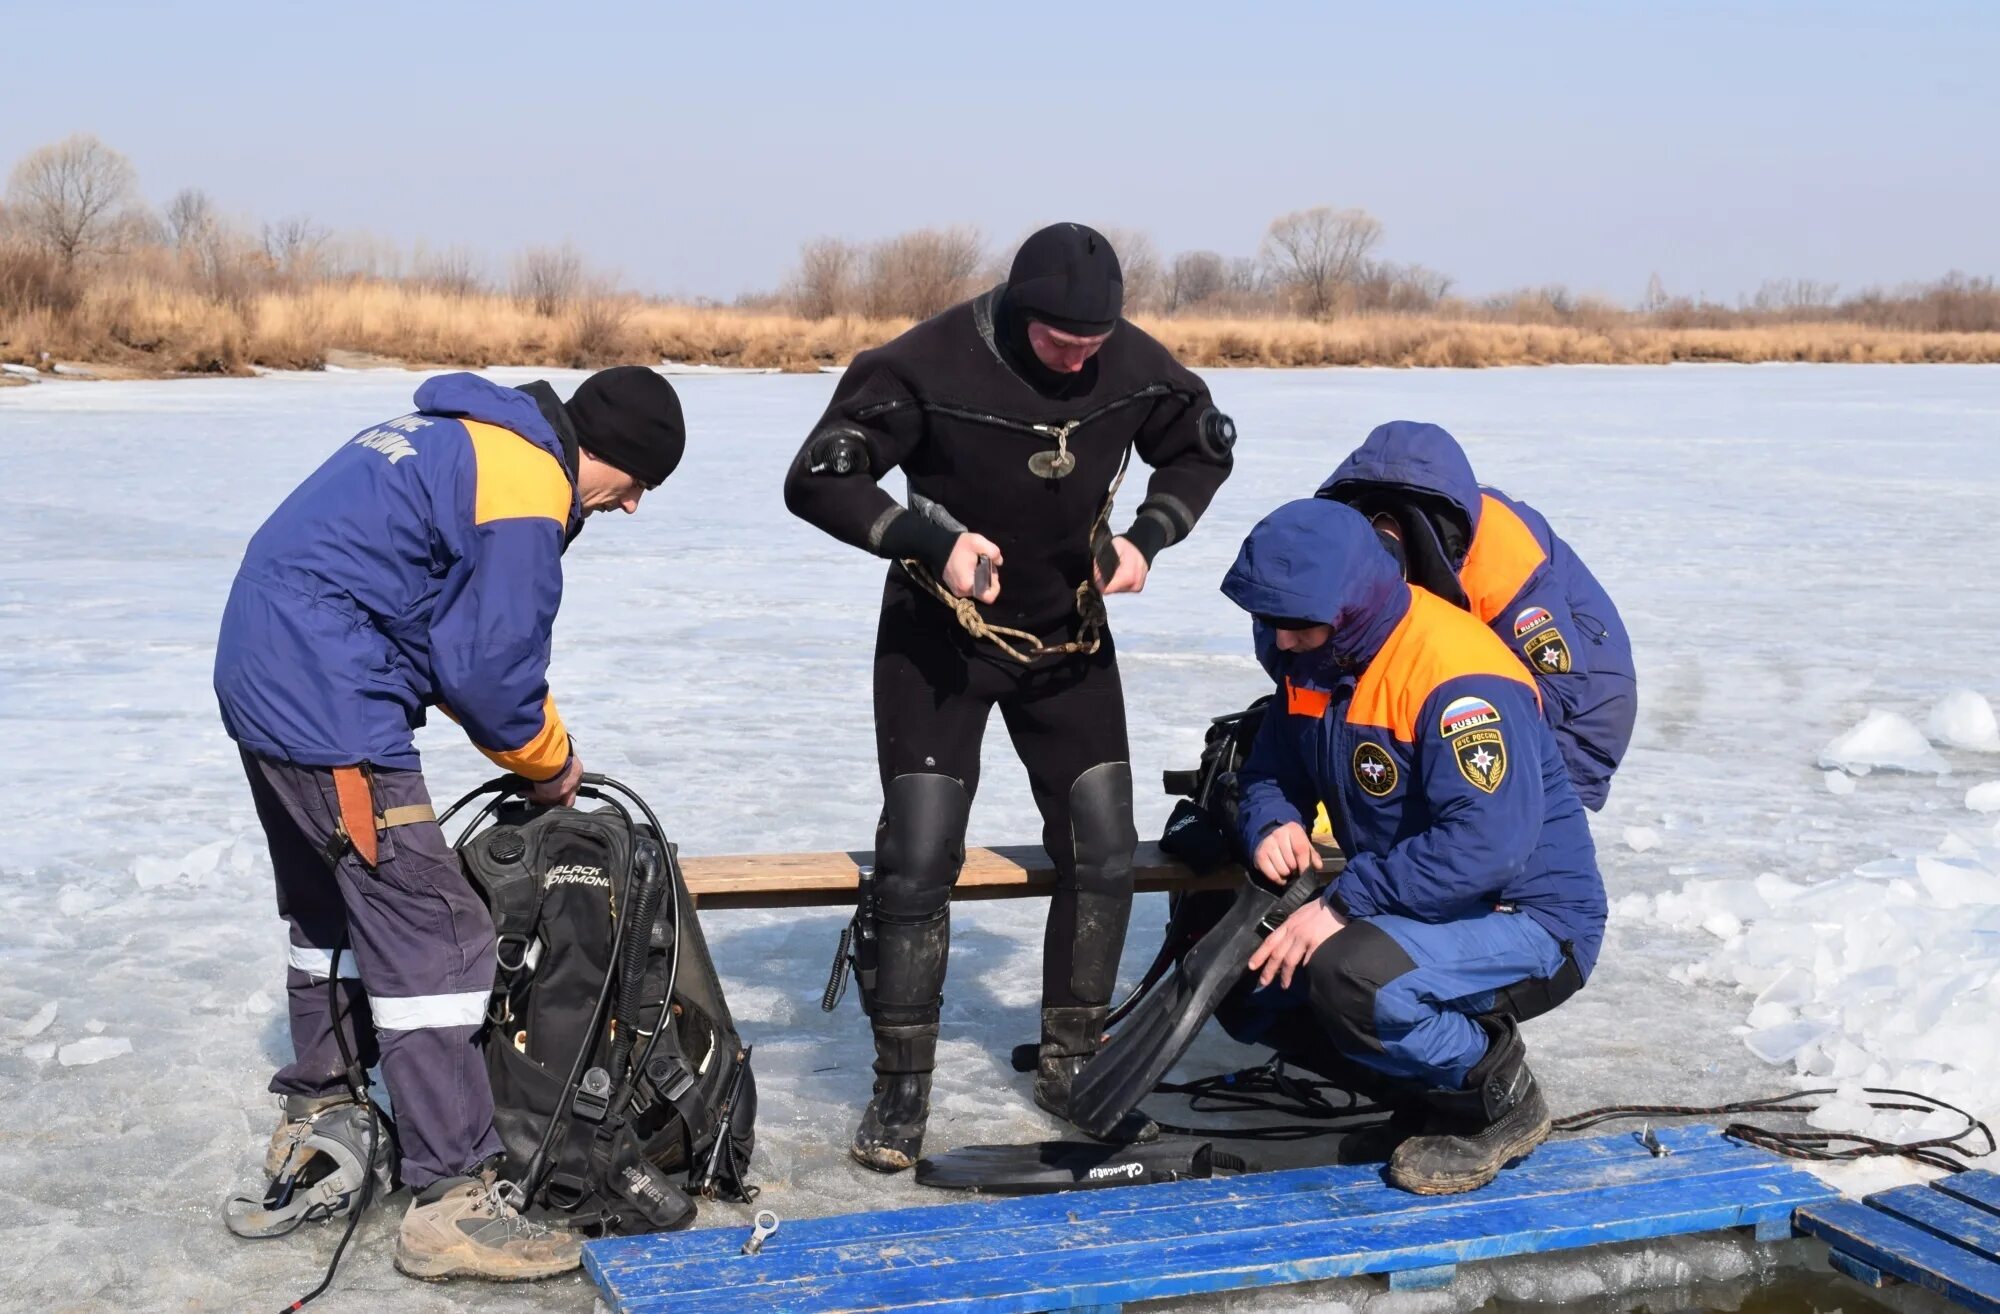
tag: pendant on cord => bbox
[1029,421,1080,479]
[1027,449,1077,478]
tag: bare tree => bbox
[1352,260,1454,314]
[515,242,584,317]
[415,243,486,297]
[860,226,983,320]
[1166,250,1228,313]
[1641,272,1669,315]
[165,188,217,250]
[789,236,857,319]
[1102,227,1162,316]
[262,215,330,282]
[1751,277,1839,318]
[1227,256,1266,296]
[4,133,141,270]
[566,279,635,367]
[1260,206,1383,319]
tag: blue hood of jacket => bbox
[1221,499,1410,671]
[1318,421,1482,533]
[415,372,572,476]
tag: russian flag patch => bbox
[1512,605,1554,637]
[1439,695,1502,738]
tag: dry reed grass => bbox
[6,278,1999,377]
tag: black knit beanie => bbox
[1005,223,1123,335]
[565,366,685,488]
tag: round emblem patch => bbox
[1352,741,1399,797]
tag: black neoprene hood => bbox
[1006,223,1124,336]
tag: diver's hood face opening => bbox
[1025,321,1112,374]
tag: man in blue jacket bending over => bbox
[1317,420,1636,809]
[1223,498,1606,1194]
[214,367,684,1279]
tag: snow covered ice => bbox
[4,363,1999,1312]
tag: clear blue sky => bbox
[3,0,1993,304]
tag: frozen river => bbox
[2,363,1995,1313]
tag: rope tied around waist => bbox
[900,447,1130,666]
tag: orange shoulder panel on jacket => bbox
[1347,589,1539,740]
[1457,494,1548,624]
[464,420,571,528]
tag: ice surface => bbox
[1823,769,1857,795]
[1818,709,1950,775]
[56,1036,131,1066]
[4,364,1998,1312]
[1622,825,1661,852]
[1968,781,2000,813]
[1929,688,2000,751]
[14,1000,58,1038]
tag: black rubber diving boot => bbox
[851,909,951,1173]
[1032,1006,1159,1144]
[1388,1016,1551,1195]
[852,1021,938,1174]
[851,773,967,1174]
[1034,763,1157,1144]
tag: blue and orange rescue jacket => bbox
[1317,421,1637,810]
[1225,499,1606,978]
[214,373,579,779]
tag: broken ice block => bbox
[1745,1018,1831,1064]
[1818,709,1950,775]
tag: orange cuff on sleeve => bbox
[476,696,571,780]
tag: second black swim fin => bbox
[1066,871,1328,1139]
[915,1137,1248,1195]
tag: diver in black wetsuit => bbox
[784,223,1237,1171]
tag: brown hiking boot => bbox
[1388,1018,1551,1195]
[394,1171,581,1282]
[263,1092,353,1177]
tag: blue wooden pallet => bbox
[1797,1170,2000,1313]
[585,1125,1836,1313]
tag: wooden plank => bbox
[678,841,1263,910]
[1827,1248,1894,1289]
[1752,1216,1795,1243]
[1938,1171,2000,1218]
[1798,1200,2000,1314]
[601,1163,1831,1314]
[596,1158,1822,1307]
[1870,1183,2000,1261]
[1388,1263,1457,1291]
[587,1128,1834,1314]
[587,1124,1744,1275]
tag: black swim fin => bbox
[915,1137,1248,1195]
[1067,871,1329,1139]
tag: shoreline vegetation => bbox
[7,284,1999,385]
[5,133,2000,383]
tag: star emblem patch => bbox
[1453,728,1508,793]
[1523,627,1572,675]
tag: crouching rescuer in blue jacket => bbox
[1220,498,1607,1194]
[213,368,685,1280]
